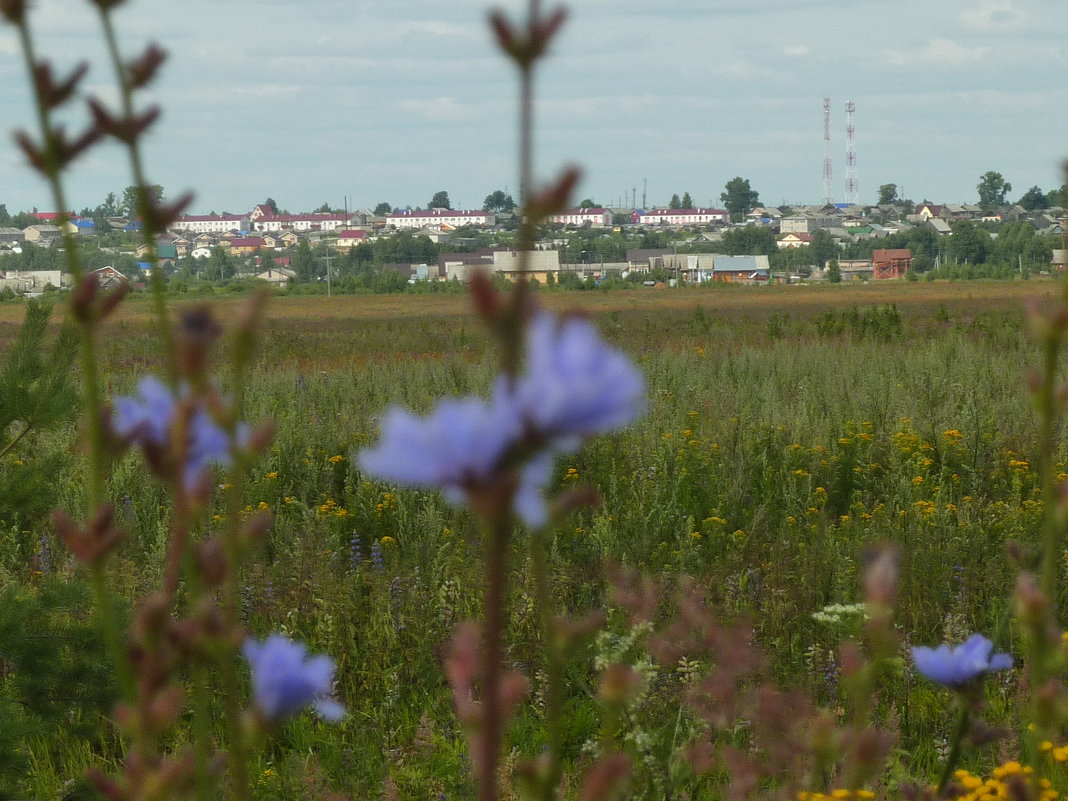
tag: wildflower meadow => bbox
[3,1,1068,800]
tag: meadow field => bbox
[1,279,1065,800]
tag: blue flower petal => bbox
[243,634,344,722]
[911,633,1012,687]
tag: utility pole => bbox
[642,178,647,210]
[320,253,336,297]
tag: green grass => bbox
[0,282,1064,799]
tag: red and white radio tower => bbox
[822,97,832,205]
[845,100,858,205]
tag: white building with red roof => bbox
[168,214,250,234]
[387,209,495,230]
[549,208,612,227]
[636,208,728,226]
[251,213,355,232]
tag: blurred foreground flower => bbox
[358,309,644,526]
[243,634,344,722]
[508,312,645,450]
[113,376,243,488]
[911,633,1012,687]
[358,395,521,505]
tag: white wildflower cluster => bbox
[811,602,869,628]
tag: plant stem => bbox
[0,422,32,461]
[937,702,970,794]
[530,528,564,800]
[96,7,178,386]
[479,511,510,801]
[14,15,126,702]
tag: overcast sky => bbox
[1,0,1066,215]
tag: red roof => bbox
[259,213,351,223]
[872,249,911,260]
[388,210,491,219]
[556,208,609,215]
[642,208,727,217]
[176,214,247,222]
[31,211,78,221]
[230,237,265,248]
[338,229,367,239]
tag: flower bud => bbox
[0,0,27,23]
[598,663,643,705]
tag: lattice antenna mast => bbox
[822,97,833,205]
[845,100,858,205]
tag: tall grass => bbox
[3,288,1054,797]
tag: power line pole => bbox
[320,253,336,297]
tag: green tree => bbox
[719,225,776,256]
[120,184,163,218]
[292,240,315,281]
[0,204,9,226]
[483,190,516,213]
[681,192,693,209]
[578,198,596,209]
[430,191,451,210]
[264,197,280,214]
[1046,184,1068,208]
[373,202,393,217]
[826,258,842,283]
[374,231,439,265]
[720,177,760,221]
[205,246,235,280]
[877,184,898,205]
[946,219,991,264]
[92,191,119,221]
[1018,186,1048,211]
[977,171,1012,210]
[810,229,838,266]
[668,194,682,210]
[994,221,1053,267]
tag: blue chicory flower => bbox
[358,310,645,526]
[113,376,177,444]
[243,634,344,722]
[113,376,242,488]
[357,395,521,507]
[509,312,645,451]
[911,633,1012,687]
[512,451,555,529]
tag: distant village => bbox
[0,196,1063,294]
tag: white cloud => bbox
[920,38,988,66]
[878,49,907,67]
[396,96,466,120]
[401,21,474,39]
[878,38,988,68]
[783,45,810,57]
[962,0,1029,32]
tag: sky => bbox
[1,0,1066,215]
